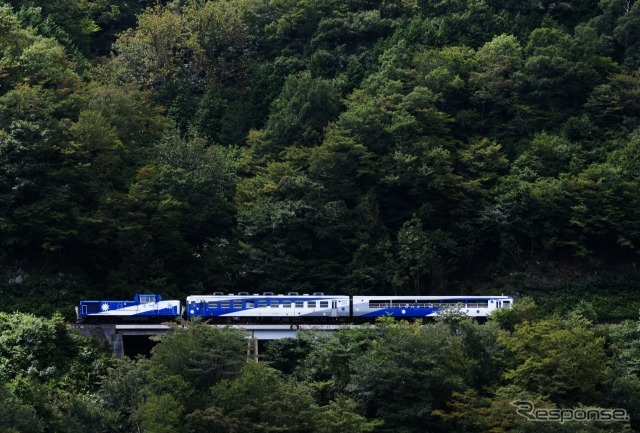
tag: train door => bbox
[331,301,338,318]
[82,305,87,315]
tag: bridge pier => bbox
[247,338,259,362]
[107,329,124,358]
[72,324,125,358]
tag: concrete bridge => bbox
[71,323,351,358]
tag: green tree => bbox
[212,362,317,433]
[110,0,261,139]
[346,320,466,433]
[513,132,580,178]
[0,313,114,432]
[93,130,237,289]
[489,296,539,331]
[256,71,342,158]
[470,34,523,123]
[64,109,125,204]
[0,9,87,261]
[3,0,99,55]
[182,0,253,87]
[0,84,74,257]
[148,324,247,393]
[263,335,315,375]
[613,0,640,68]
[435,384,625,433]
[293,327,378,402]
[512,25,615,136]
[132,394,184,433]
[585,70,640,133]
[57,394,119,433]
[0,313,109,385]
[396,217,455,293]
[566,136,640,255]
[414,45,476,114]
[112,6,193,88]
[498,315,608,405]
[0,383,43,433]
[97,359,148,433]
[605,320,640,430]
[185,406,239,433]
[315,394,382,433]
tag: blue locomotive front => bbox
[76,294,182,322]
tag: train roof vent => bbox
[262,291,275,296]
[287,291,299,295]
[212,291,224,295]
[312,292,325,296]
[237,291,249,296]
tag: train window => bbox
[208,301,217,308]
[221,301,230,308]
[295,301,304,308]
[466,301,488,308]
[307,301,316,308]
[258,300,267,307]
[140,295,155,303]
[319,301,328,308]
[283,301,291,308]
[369,300,390,308]
[441,300,464,306]
[270,300,280,308]
[246,301,254,308]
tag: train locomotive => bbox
[76,294,182,323]
[76,292,513,323]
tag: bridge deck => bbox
[72,323,359,357]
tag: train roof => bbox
[353,295,513,300]
[186,293,348,299]
[79,294,172,302]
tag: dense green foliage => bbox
[3,1,640,431]
[0,312,114,432]
[3,306,640,432]
[1,0,640,317]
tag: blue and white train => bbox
[76,292,513,323]
[351,295,512,319]
[185,293,351,322]
[76,294,182,323]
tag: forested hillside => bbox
[1,0,640,318]
[2,305,640,432]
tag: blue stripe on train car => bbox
[186,296,343,317]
